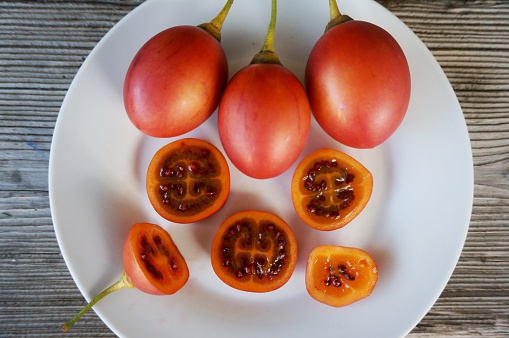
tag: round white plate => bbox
[49,0,473,337]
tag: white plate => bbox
[49,0,474,337]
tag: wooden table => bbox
[1,0,508,336]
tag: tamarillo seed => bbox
[160,167,174,177]
[345,272,356,281]
[277,241,285,250]
[338,190,349,200]
[153,235,162,246]
[200,148,210,157]
[346,173,355,183]
[325,277,332,286]
[188,161,199,173]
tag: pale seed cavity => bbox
[303,160,356,219]
[220,220,288,280]
[158,146,221,214]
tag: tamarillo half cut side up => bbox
[291,148,373,231]
[62,223,189,332]
[211,210,298,293]
[146,138,230,224]
[306,245,378,307]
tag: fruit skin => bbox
[124,25,228,138]
[306,20,411,149]
[291,148,373,231]
[306,245,378,307]
[211,210,298,293]
[218,63,311,179]
[122,223,189,295]
[146,138,230,223]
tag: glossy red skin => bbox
[306,20,411,149]
[124,25,228,138]
[123,235,163,295]
[218,63,311,179]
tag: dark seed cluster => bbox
[325,263,356,287]
[160,147,217,179]
[307,197,340,219]
[336,189,354,209]
[139,235,178,281]
[303,160,356,219]
[187,161,212,176]
[221,221,287,280]
[157,146,221,213]
[303,160,338,192]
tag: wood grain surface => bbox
[1,0,508,336]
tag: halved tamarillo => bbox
[306,245,378,307]
[146,138,230,224]
[62,223,189,332]
[211,210,298,292]
[123,0,234,138]
[122,223,189,295]
[291,148,373,231]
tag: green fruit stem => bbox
[62,271,135,333]
[198,0,235,42]
[251,0,281,65]
[326,0,353,31]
